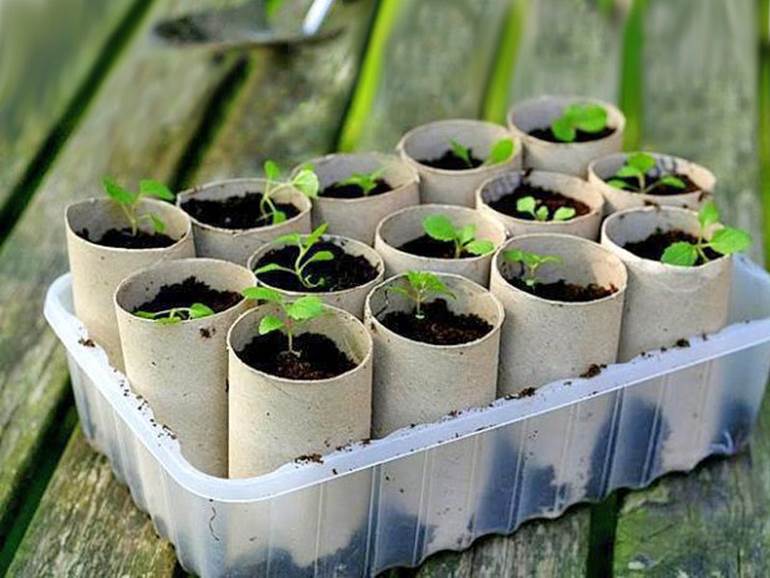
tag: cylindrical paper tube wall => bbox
[397,119,522,207]
[114,258,256,477]
[588,152,715,214]
[228,304,372,478]
[177,178,312,265]
[490,234,627,396]
[247,234,384,318]
[508,95,625,176]
[476,169,605,239]
[65,197,194,369]
[365,273,504,438]
[601,206,732,361]
[374,204,507,286]
[296,152,419,244]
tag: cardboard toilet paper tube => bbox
[397,119,522,207]
[601,206,732,361]
[228,304,372,478]
[177,178,312,265]
[374,204,507,287]
[295,152,419,245]
[65,197,194,369]
[115,258,256,477]
[476,169,605,239]
[508,95,625,176]
[365,273,504,438]
[247,233,384,319]
[490,234,627,396]
[588,152,715,215]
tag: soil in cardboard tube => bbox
[528,125,615,143]
[418,149,483,170]
[507,276,617,302]
[398,235,477,259]
[181,192,299,229]
[607,173,700,196]
[254,241,379,292]
[320,179,392,199]
[623,228,720,264]
[487,182,590,220]
[380,299,492,345]
[133,277,242,316]
[79,227,176,249]
[237,331,356,380]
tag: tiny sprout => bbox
[550,103,608,143]
[660,201,752,267]
[503,249,563,288]
[242,287,325,357]
[606,152,686,194]
[422,214,495,258]
[387,271,455,320]
[134,302,214,325]
[260,160,320,225]
[449,137,515,168]
[103,177,175,236]
[254,223,333,289]
[337,167,385,196]
[515,196,576,222]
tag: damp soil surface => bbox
[487,182,590,220]
[181,192,299,229]
[623,228,720,264]
[528,126,615,143]
[320,179,392,199]
[237,331,356,380]
[379,299,492,345]
[79,228,176,249]
[398,235,476,259]
[418,149,483,171]
[254,241,379,292]
[609,173,700,196]
[507,276,617,302]
[133,277,242,316]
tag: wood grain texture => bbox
[6,429,178,577]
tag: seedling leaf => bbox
[305,250,335,264]
[449,139,473,167]
[485,138,515,166]
[287,295,325,321]
[259,315,285,335]
[423,215,456,242]
[254,263,288,275]
[242,286,284,304]
[293,169,320,198]
[709,227,752,256]
[516,196,537,215]
[189,303,215,319]
[607,179,631,190]
[103,177,135,205]
[627,152,656,173]
[465,239,495,255]
[550,117,575,142]
[264,160,281,181]
[421,214,494,258]
[553,207,576,221]
[661,242,698,267]
[149,213,166,233]
[660,175,686,189]
[698,200,720,229]
[503,249,563,287]
[550,103,608,143]
[139,179,175,201]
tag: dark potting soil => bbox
[79,227,176,249]
[133,277,242,316]
[237,331,356,380]
[320,179,392,199]
[528,125,615,143]
[181,192,299,229]
[487,182,591,220]
[418,149,483,171]
[380,299,492,346]
[507,276,617,302]
[398,235,475,259]
[608,173,700,196]
[254,241,379,292]
[623,228,720,264]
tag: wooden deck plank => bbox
[6,429,178,578]
[0,0,248,567]
[0,0,137,204]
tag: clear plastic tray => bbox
[44,255,770,577]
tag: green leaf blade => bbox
[709,227,752,256]
[259,315,285,335]
[661,242,698,267]
[423,215,457,242]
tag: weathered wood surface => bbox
[0,0,247,566]
[0,0,137,203]
[6,429,178,577]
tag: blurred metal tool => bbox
[153,0,338,49]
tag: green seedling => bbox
[103,177,175,236]
[336,167,385,196]
[502,249,563,288]
[134,302,214,325]
[515,196,576,222]
[387,270,455,320]
[242,287,325,356]
[422,214,495,258]
[449,137,515,168]
[550,103,608,143]
[661,201,752,267]
[260,160,320,225]
[606,152,686,194]
[254,223,333,289]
